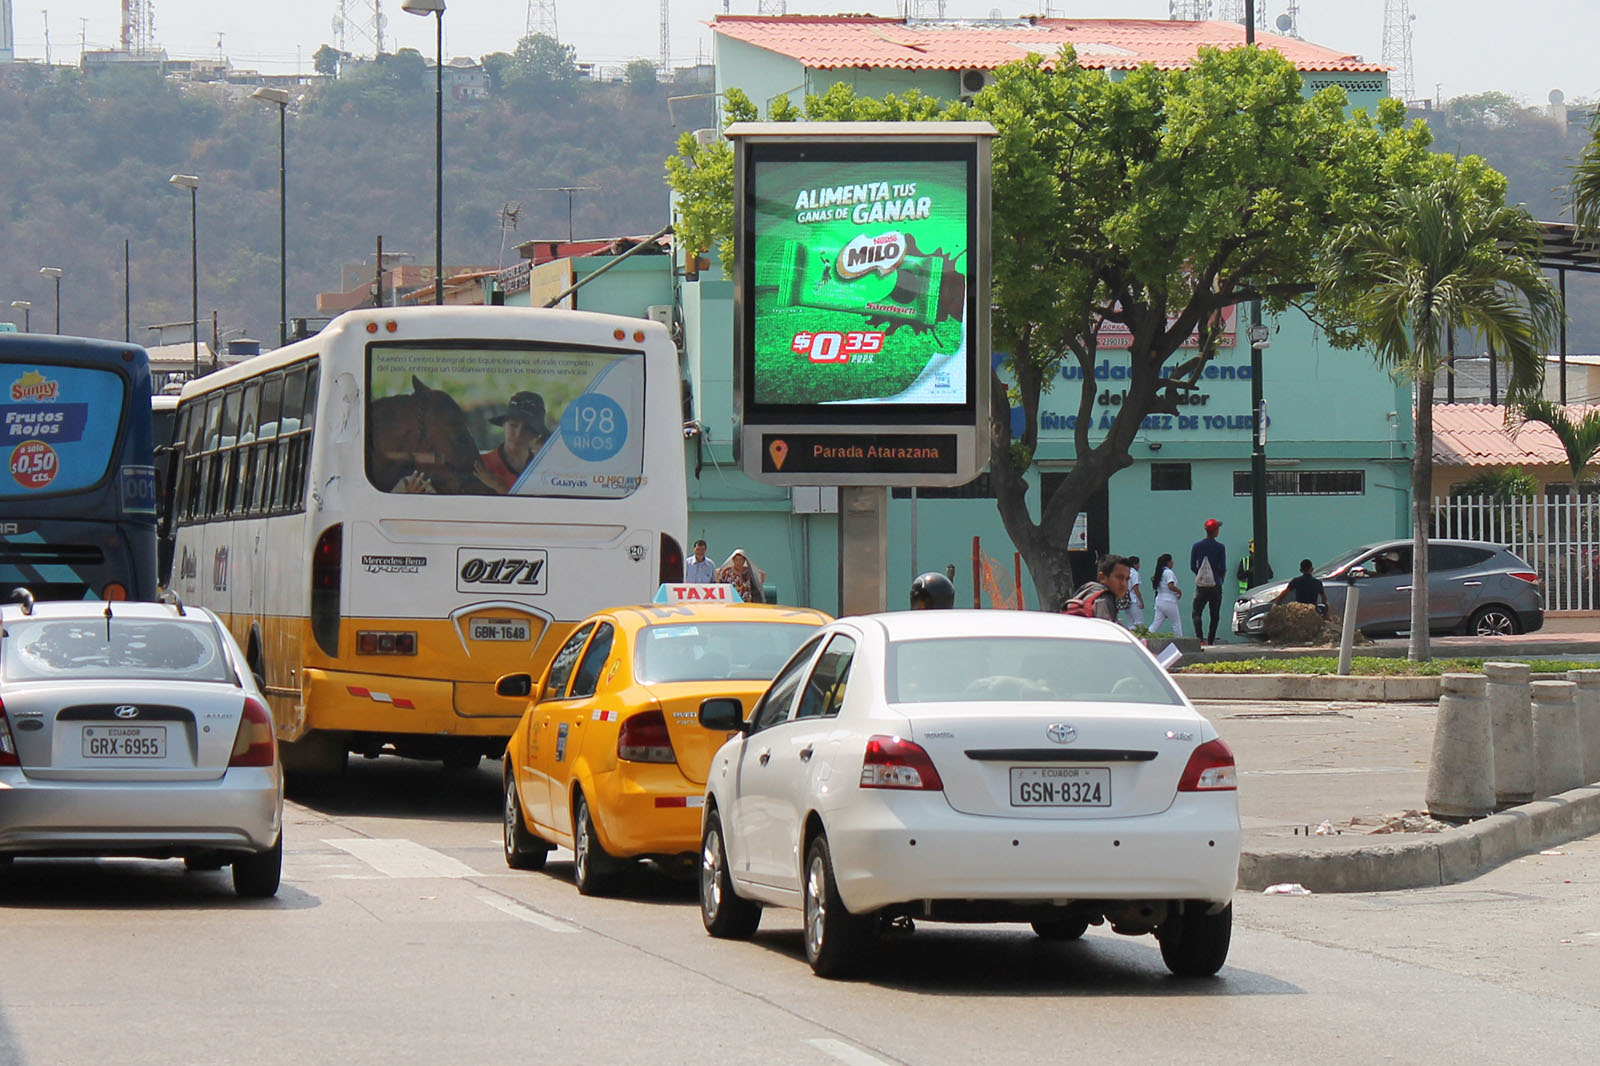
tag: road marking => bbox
[477,894,581,933]
[323,838,478,879]
[805,1038,897,1066]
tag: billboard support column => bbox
[840,486,888,616]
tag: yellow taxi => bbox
[499,593,831,895]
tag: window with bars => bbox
[1232,469,1364,496]
[1150,463,1192,492]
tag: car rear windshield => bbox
[1,618,235,683]
[887,636,1183,705]
[635,621,820,684]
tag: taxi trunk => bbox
[907,702,1210,819]
[642,681,765,785]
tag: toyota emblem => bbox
[114,705,140,719]
[1045,723,1076,744]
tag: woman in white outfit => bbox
[1150,552,1184,636]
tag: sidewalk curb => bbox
[1238,784,1600,892]
[1177,673,1441,702]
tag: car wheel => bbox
[572,792,622,897]
[700,810,760,939]
[503,771,550,871]
[232,834,283,899]
[1031,917,1089,941]
[1158,901,1232,977]
[803,834,869,978]
[1467,605,1520,637]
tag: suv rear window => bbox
[1430,545,1496,571]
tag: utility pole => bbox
[1245,0,1271,587]
[374,235,384,308]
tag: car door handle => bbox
[1463,580,1483,587]
[798,745,814,762]
[758,748,771,766]
[1397,585,1412,592]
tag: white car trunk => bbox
[908,702,1208,819]
[4,680,247,782]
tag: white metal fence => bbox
[1434,494,1600,611]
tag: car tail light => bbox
[357,630,417,655]
[311,523,342,656]
[659,533,684,585]
[1508,571,1541,585]
[0,698,18,767]
[229,696,277,768]
[860,735,943,791]
[1177,738,1237,791]
[617,710,675,763]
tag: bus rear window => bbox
[1,363,127,498]
[366,343,646,500]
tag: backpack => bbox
[1062,582,1110,619]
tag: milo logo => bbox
[9,371,60,402]
[836,232,907,280]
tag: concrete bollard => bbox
[1484,661,1534,807]
[1567,670,1600,785]
[1425,673,1496,821]
[1531,680,1584,800]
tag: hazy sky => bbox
[7,1,1595,106]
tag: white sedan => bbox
[696,610,1240,978]
[0,598,284,897]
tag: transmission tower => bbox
[121,0,156,54]
[526,0,557,40]
[1168,0,1212,18]
[902,0,943,16]
[659,0,669,71]
[1381,0,1417,102]
[337,0,386,58]
[1214,1,1265,30]
[756,1,786,15]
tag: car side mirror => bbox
[1345,567,1368,583]
[495,673,533,698]
[698,697,746,733]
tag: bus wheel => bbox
[281,733,348,777]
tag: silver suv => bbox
[1233,539,1544,639]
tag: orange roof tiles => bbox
[1432,403,1600,468]
[710,16,1386,75]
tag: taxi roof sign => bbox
[653,583,744,604]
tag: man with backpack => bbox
[1190,518,1226,645]
[1062,554,1132,623]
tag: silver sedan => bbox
[0,598,284,896]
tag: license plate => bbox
[470,618,530,642]
[1010,766,1110,807]
[83,726,167,759]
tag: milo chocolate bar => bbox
[758,238,945,327]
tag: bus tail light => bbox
[617,711,675,763]
[0,699,19,767]
[311,523,342,657]
[659,533,684,584]
[357,631,417,655]
[229,696,277,767]
[101,582,128,601]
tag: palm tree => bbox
[1510,397,1600,487]
[1321,168,1560,660]
[1573,110,1600,236]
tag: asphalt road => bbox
[0,757,1595,1066]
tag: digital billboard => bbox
[730,122,994,488]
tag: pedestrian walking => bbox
[684,538,717,583]
[1123,555,1146,629]
[716,548,766,603]
[1190,518,1226,645]
[1150,552,1184,636]
[909,571,956,610]
[1062,554,1131,623]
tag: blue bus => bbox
[0,334,158,601]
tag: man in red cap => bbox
[1190,518,1227,645]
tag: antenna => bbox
[1214,0,1264,30]
[659,0,669,72]
[498,201,523,267]
[1381,0,1417,103]
[526,0,557,40]
[756,0,786,14]
[331,0,348,54]
[536,185,601,244]
[1167,1,1213,19]
[42,9,50,66]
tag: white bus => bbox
[166,306,688,771]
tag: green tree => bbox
[1574,109,1600,235]
[1511,397,1600,486]
[1319,166,1560,659]
[625,59,659,92]
[313,44,342,78]
[668,47,1451,610]
[489,34,582,106]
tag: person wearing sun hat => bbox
[1189,517,1227,646]
[480,391,552,493]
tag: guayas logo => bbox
[836,232,907,280]
[10,371,60,402]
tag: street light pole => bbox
[9,301,30,333]
[253,87,292,348]
[403,0,447,305]
[1242,0,1272,586]
[169,174,201,375]
[38,267,63,334]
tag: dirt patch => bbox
[1261,602,1372,646]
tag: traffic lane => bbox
[1238,831,1600,1011]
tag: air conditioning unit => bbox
[692,127,718,147]
[958,68,996,99]
[645,305,672,327]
